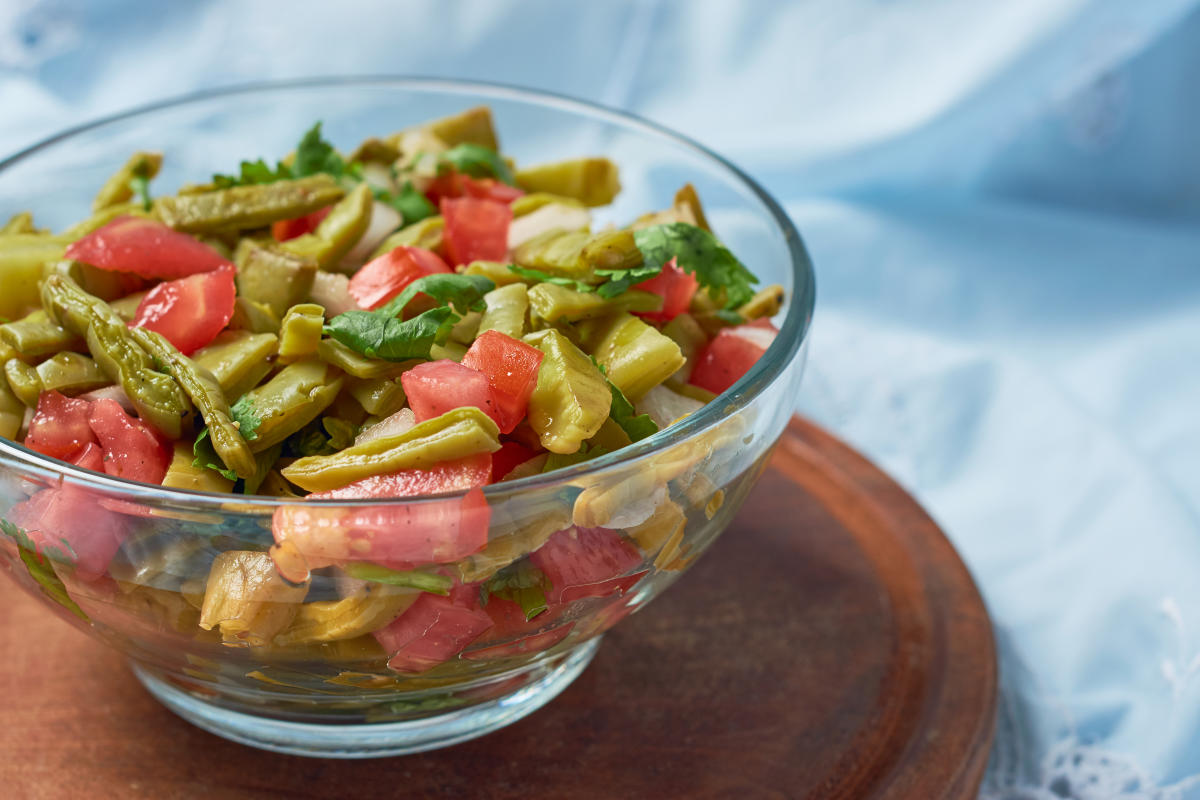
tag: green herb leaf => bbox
[192,428,238,481]
[633,222,758,309]
[212,158,292,189]
[594,264,663,299]
[606,379,659,442]
[377,181,436,226]
[128,175,152,211]
[440,143,516,186]
[712,308,745,325]
[377,273,495,318]
[229,396,261,442]
[324,306,458,361]
[293,122,348,179]
[1,519,88,621]
[482,561,550,621]
[507,264,596,293]
[343,562,453,595]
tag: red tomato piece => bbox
[24,391,97,462]
[65,216,233,279]
[530,527,644,605]
[634,258,698,322]
[466,592,571,657]
[272,455,492,569]
[71,442,104,473]
[400,360,501,425]
[490,440,538,482]
[462,176,524,204]
[88,398,171,484]
[688,321,779,395]
[132,265,236,354]
[272,206,331,242]
[347,246,452,311]
[440,197,511,266]
[9,484,125,581]
[460,330,544,434]
[374,584,494,673]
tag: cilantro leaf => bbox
[343,563,453,595]
[192,428,238,481]
[1,519,88,621]
[377,273,495,318]
[507,264,596,293]
[377,181,436,226]
[633,222,758,309]
[439,143,516,186]
[229,396,261,442]
[325,306,458,361]
[212,158,291,189]
[481,561,550,621]
[129,175,152,211]
[606,378,658,442]
[594,264,663,299]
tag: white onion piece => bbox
[604,484,668,530]
[729,325,777,351]
[310,271,359,316]
[80,385,136,414]
[354,408,416,446]
[635,383,704,430]
[361,162,397,195]
[337,200,403,273]
[507,204,592,249]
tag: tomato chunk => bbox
[425,171,524,206]
[466,593,574,662]
[490,440,538,482]
[9,484,125,581]
[272,206,331,242]
[460,330,544,434]
[87,398,171,484]
[65,216,233,279]
[374,584,494,673]
[440,197,511,266]
[348,246,452,310]
[634,258,698,322]
[530,527,644,605]
[24,391,96,462]
[688,321,778,395]
[132,265,236,354]
[401,360,500,425]
[272,455,493,569]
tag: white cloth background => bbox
[4,1,1200,795]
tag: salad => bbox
[0,106,783,684]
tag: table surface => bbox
[0,418,996,799]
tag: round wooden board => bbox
[0,417,995,799]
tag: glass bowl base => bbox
[131,638,601,758]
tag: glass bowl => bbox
[0,78,815,758]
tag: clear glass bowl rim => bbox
[0,75,816,509]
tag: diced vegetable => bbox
[460,330,543,434]
[373,584,494,673]
[529,526,644,604]
[65,216,233,279]
[348,246,452,310]
[131,265,237,355]
[689,321,778,395]
[440,197,511,267]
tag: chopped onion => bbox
[310,271,359,316]
[635,384,704,430]
[80,384,136,414]
[355,408,416,446]
[337,200,403,273]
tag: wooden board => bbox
[0,417,996,799]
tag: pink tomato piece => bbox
[440,197,511,266]
[87,398,171,484]
[65,216,233,279]
[634,257,698,322]
[530,527,644,605]
[688,321,778,395]
[374,584,494,673]
[24,391,96,463]
[347,246,452,310]
[9,485,125,581]
[131,265,236,354]
[272,206,331,242]
[460,330,543,433]
[400,359,500,425]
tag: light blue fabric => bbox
[4,1,1200,794]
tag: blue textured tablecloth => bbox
[5,2,1200,795]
